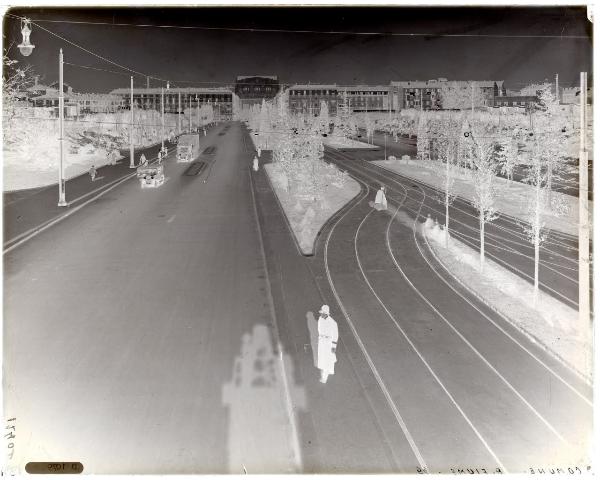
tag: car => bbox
[137,164,165,188]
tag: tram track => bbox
[326,148,586,308]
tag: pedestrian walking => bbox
[317,305,338,384]
[203,128,207,136]
[157,150,163,164]
[139,153,147,166]
[374,186,387,211]
[89,165,97,182]
[257,147,262,158]
[253,156,259,172]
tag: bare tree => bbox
[429,113,462,247]
[439,81,487,110]
[467,125,501,271]
[498,135,519,186]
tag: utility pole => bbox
[196,95,200,131]
[420,89,423,111]
[188,97,192,132]
[471,82,475,117]
[555,73,560,103]
[161,86,165,151]
[578,71,590,335]
[178,91,181,134]
[58,49,67,206]
[130,76,135,168]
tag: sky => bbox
[2,6,593,94]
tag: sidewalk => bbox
[3,125,220,248]
[248,138,416,472]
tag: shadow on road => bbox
[222,324,305,474]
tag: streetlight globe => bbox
[17,44,34,56]
[18,19,35,57]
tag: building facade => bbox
[390,79,506,111]
[344,86,390,112]
[234,76,280,108]
[109,87,235,120]
[493,95,538,108]
[288,85,340,115]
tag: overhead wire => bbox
[5,12,588,91]
[11,14,591,39]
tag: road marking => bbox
[322,182,428,472]
[247,168,302,472]
[3,171,138,255]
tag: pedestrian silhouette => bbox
[374,186,387,211]
[257,147,262,158]
[89,165,97,182]
[317,305,338,384]
[253,156,259,172]
[139,153,147,166]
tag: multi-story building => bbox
[287,84,391,115]
[288,84,340,115]
[343,85,390,112]
[109,87,236,120]
[493,95,538,108]
[234,76,280,108]
[390,79,506,111]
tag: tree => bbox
[431,113,461,247]
[439,81,487,110]
[521,136,568,304]
[3,48,35,143]
[363,111,374,143]
[416,112,431,161]
[498,136,519,185]
[315,100,330,137]
[333,90,357,139]
[468,125,501,271]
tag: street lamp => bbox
[17,18,35,57]
[161,82,169,151]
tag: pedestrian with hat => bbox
[317,305,339,384]
[374,185,388,211]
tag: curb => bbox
[421,232,592,386]
[248,166,303,472]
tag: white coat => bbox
[317,315,338,375]
[374,189,387,211]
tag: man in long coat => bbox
[317,305,338,384]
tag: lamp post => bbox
[196,95,200,131]
[161,82,169,151]
[129,76,135,168]
[161,86,164,150]
[58,49,67,206]
[178,91,181,134]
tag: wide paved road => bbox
[3,122,299,474]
